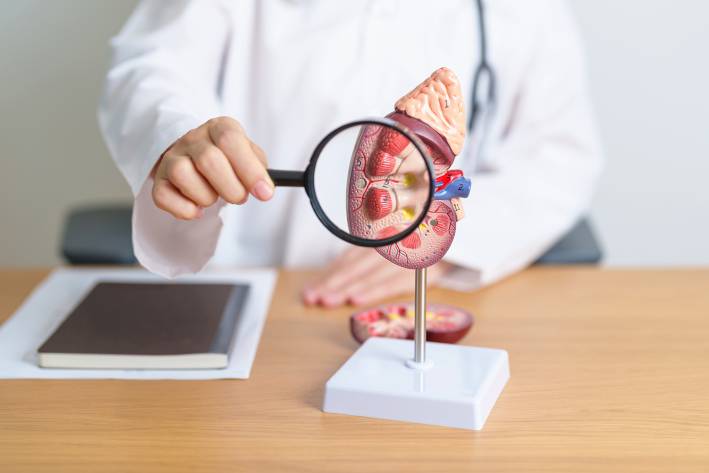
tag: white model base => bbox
[323,337,509,430]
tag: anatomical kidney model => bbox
[347,67,470,269]
[325,68,509,431]
[346,67,473,348]
[350,302,473,344]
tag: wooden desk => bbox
[1,268,708,472]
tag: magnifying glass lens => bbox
[312,121,432,246]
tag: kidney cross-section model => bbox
[346,68,470,269]
[350,303,474,344]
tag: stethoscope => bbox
[468,0,496,169]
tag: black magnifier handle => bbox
[268,169,306,187]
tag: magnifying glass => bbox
[267,118,435,248]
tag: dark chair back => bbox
[61,205,136,264]
[61,206,602,266]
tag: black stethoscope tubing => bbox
[469,0,496,135]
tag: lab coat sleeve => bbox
[441,1,603,291]
[98,0,232,277]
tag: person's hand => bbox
[151,116,274,219]
[302,247,453,308]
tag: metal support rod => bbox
[414,267,427,364]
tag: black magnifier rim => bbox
[305,117,435,248]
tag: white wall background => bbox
[575,1,709,266]
[0,0,137,266]
[1,0,707,267]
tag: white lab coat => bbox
[99,0,602,289]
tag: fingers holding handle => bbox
[208,117,274,201]
[151,116,273,220]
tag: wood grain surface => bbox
[1,267,708,472]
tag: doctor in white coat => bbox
[99,0,602,308]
